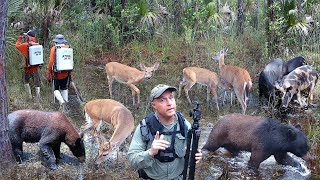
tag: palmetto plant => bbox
[281,0,310,36]
[138,0,160,28]
[6,0,24,57]
[206,2,224,26]
[8,0,23,18]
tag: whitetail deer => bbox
[105,62,159,109]
[81,99,135,164]
[212,49,252,114]
[178,67,232,111]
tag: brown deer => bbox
[81,99,135,164]
[105,62,159,109]
[212,49,252,114]
[178,67,232,111]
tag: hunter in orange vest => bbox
[15,30,41,100]
[46,34,72,112]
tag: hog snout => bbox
[302,152,315,162]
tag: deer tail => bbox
[180,70,186,85]
[244,81,252,103]
[83,105,86,118]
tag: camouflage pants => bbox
[24,71,41,87]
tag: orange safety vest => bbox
[15,36,40,74]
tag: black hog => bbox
[202,113,310,170]
[8,109,86,170]
[259,57,306,104]
[258,59,286,101]
[275,65,318,108]
[286,56,306,75]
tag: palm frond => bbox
[7,0,23,17]
[138,0,148,17]
[207,13,224,26]
[140,11,159,28]
[287,22,310,36]
[206,2,224,26]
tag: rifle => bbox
[183,102,202,180]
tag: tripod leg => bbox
[183,130,192,180]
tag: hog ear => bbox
[75,138,82,146]
[287,128,297,141]
[79,131,84,139]
[295,124,302,130]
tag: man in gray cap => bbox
[128,84,202,180]
[46,34,72,113]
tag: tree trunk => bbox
[217,0,221,13]
[297,0,302,20]
[266,0,275,55]
[121,0,126,9]
[0,0,15,174]
[192,1,199,37]
[253,0,260,30]
[237,0,244,35]
[173,0,183,35]
[42,15,50,46]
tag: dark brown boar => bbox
[8,109,85,170]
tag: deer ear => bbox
[224,48,229,54]
[75,138,82,146]
[95,134,107,145]
[140,63,146,70]
[274,81,281,89]
[96,135,102,145]
[152,62,160,71]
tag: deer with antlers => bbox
[105,62,159,109]
[212,49,252,114]
[178,67,232,111]
[81,99,134,164]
